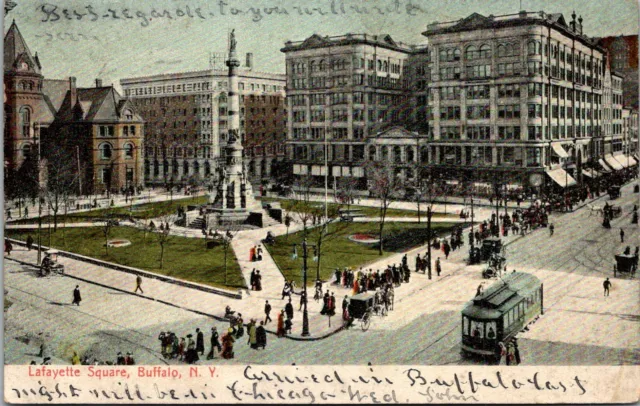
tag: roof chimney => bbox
[95,78,103,88]
[69,77,77,105]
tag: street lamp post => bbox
[301,239,310,336]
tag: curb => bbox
[5,238,241,299]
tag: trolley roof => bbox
[462,272,541,318]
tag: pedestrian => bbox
[284,317,293,335]
[285,297,294,320]
[620,228,625,243]
[549,223,554,236]
[256,321,267,349]
[603,278,612,297]
[250,245,256,262]
[299,290,307,311]
[436,257,442,277]
[291,244,298,260]
[281,281,291,300]
[72,285,82,306]
[277,310,285,337]
[221,329,235,359]
[248,319,258,349]
[116,352,125,365]
[254,270,262,291]
[475,283,483,297]
[184,334,199,364]
[256,246,263,261]
[134,275,144,294]
[196,328,205,355]
[207,327,221,359]
[5,239,12,256]
[250,268,257,290]
[26,235,34,251]
[6,208,12,219]
[264,300,272,324]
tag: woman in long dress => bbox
[221,329,235,359]
[276,310,285,337]
[247,320,258,349]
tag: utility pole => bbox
[301,239,310,336]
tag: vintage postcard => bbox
[2,0,639,403]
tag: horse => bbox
[587,204,603,217]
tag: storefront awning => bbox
[598,159,613,173]
[629,155,638,166]
[582,169,600,178]
[605,154,624,171]
[546,168,577,188]
[613,155,631,168]
[551,143,569,158]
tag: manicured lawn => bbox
[260,197,455,219]
[267,221,457,285]
[9,196,209,224]
[6,225,245,289]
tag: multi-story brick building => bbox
[120,68,286,187]
[423,11,609,190]
[281,34,413,187]
[597,35,638,110]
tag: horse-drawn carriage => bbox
[483,253,506,279]
[39,250,64,277]
[481,238,503,261]
[348,292,376,331]
[615,254,638,276]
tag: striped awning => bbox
[546,168,577,188]
[551,143,569,158]
[605,154,624,171]
[582,168,601,178]
[598,159,612,173]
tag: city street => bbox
[4,182,638,366]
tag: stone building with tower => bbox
[3,21,145,195]
[120,59,286,188]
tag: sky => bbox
[4,0,638,90]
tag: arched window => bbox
[309,60,316,72]
[383,61,388,72]
[497,44,506,57]
[369,146,377,161]
[205,162,211,176]
[453,48,461,61]
[153,160,159,176]
[219,93,227,104]
[144,160,150,176]
[377,60,382,71]
[173,160,179,175]
[407,147,415,162]
[22,144,32,159]
[393,146,402,163]
[420,146,429,163]
[183,161,189,175]
[446,49,454,61]
[124,143,134,159]
[99,143,112,159]
[528,40,540,55]
[479,44,491,58]
[19,107,31,137]
[466,45,477,60]
[193,160,200,174]
[319,59,326,71]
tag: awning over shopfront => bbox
[629,155,638,166]
[546,168,577,188]
[551,143,569,158]
[604,154,624,171]
[582,168,600,178]
[598,159,612,173]
[612,155,631,168]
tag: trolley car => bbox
[461,272,543,361]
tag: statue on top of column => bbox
[229,29,237,52]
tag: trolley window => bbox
[486,321,497,340]
[462,316,470,336]
[470,320,485,338]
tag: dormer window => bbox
[124,109,133,120]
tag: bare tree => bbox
[368,162,404,255]
[291,173,316,238]
[336,177,360,216]
[42,149,78,232]
[313,203,342,282]
[102,211,115,256]
[156,216,173,269]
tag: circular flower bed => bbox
[348,234,380,244]
[106,239,132,248]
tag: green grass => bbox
[6,226,245,289]
[259,197,455,219]
[9,196,209,224]
[267,221,457,285]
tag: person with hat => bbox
[196,328,205,355]
[71,352,80,365]
[178,337,185,361]
[185,334,198,364]
[207,327,221,359]
[72,285,82,306]
[116,352,125,365]
[264,300,272,324]
[235,314,244,338]
[221,328,235,359]
[256,321,267,349]
[125,352,135,365]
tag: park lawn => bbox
[267,221,457,285]
[259,197,454,219]
[10,196,209,224]
[5,225,245,289]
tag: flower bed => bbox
[106,239,132,248]
[348,234,380,244]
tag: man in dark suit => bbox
[196,328,205,355]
